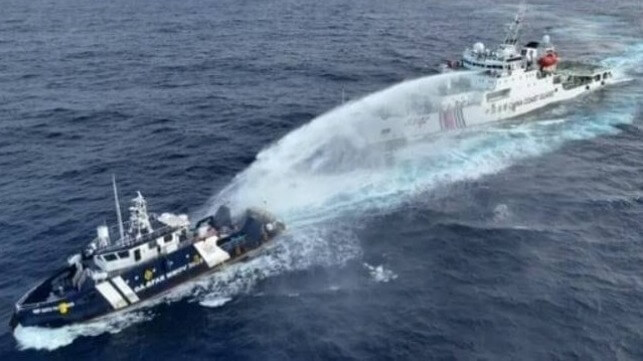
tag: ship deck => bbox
[555,61,609,77]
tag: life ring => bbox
[58,302,70,315]
[144,269,154,281]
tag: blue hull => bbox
[12,220,276,329]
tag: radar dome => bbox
[542,34,551,44]
[473,42,485,53]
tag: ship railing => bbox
[90,221,180,253]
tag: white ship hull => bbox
[362,67,614,147]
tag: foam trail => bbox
[187,224,362,303]
[199,297,232,308]
[14,311,153,351]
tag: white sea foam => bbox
[187,224,362,306]
[493,204,511,223]
[14,311,152,351]
[198,297,232,308]
[364,263,398,283]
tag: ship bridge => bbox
[83,181,191,274]
[461,43,524,74]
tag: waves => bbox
[13,312,153,351]
[14,38,642,352]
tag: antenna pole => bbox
[112,174,125,241]
[503,2,527,45]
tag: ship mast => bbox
[503,2,527,46]
[112,174,125,242]
[128,191,153,239]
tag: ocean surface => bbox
[1,0,642,360]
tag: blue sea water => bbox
[1,0,642,360]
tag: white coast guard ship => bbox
[11,177,284,329]
[364,6,615,145]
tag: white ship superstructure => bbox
[364,6,614,145]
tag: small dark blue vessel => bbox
[10,177,285,329]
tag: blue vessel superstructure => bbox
[10,186,284,329]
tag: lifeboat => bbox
[538,52,559,68]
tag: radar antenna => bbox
[128,191,153,240]
[503,2,527,46]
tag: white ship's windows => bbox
[164,234,173,243]
[134,249,141,262]
[148,241,156,250]
[103,254,117,262]
[117,251,130,259]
